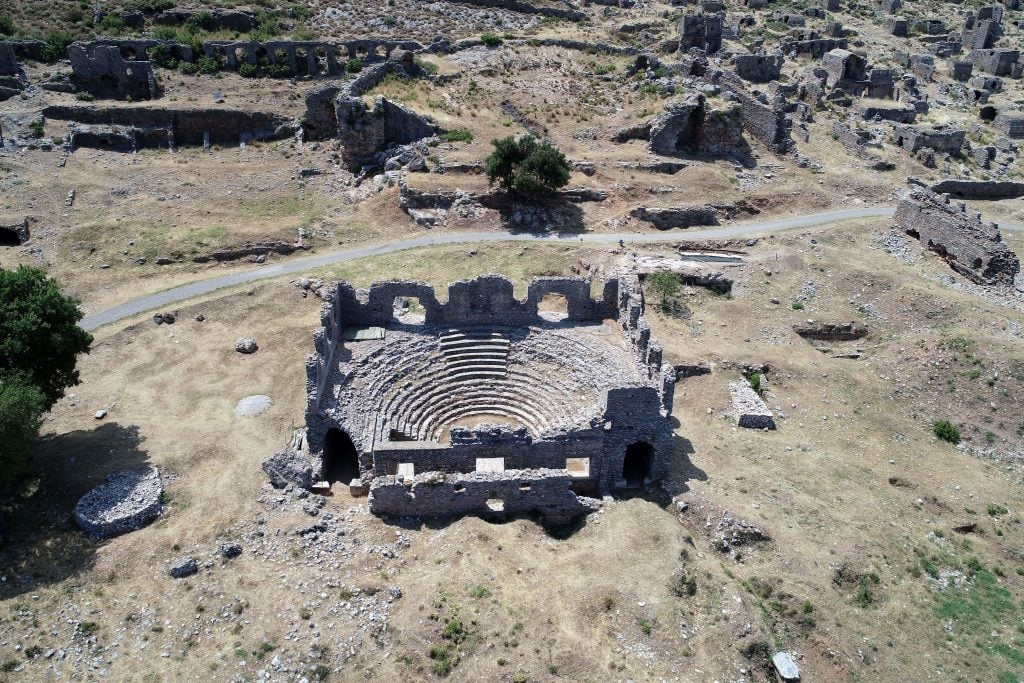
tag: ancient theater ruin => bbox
[279,274,677,524]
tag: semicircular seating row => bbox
[367,328,612,442]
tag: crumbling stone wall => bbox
[892,124,965,155]
[716,71,794,153]
[969,48,1020,76]
[993,111,1024,138]
[894,188,1020,286]
[333,51,440,169]
[68,42,158,100]
[154,8,256,32]
[369,469,600,525]
[647,95,743,157]
[297,274,677,524]
[929,179,1024,200]
[733,52,784,82]
[44,104,299,149]
[679,11,723,53]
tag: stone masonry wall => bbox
[894,188,1020,286]
[368,469,600,525]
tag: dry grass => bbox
[2,223,1023,681]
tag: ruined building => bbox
[895,188,1020,287]
[268,274,677,524]
[68,42,158,100]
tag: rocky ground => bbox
[1,0,1024,680]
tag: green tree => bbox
[0,376,46,482]
[646,271,680,312]
[0,266,92,411]
[484,135,571,197]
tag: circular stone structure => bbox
[74,467,163,538]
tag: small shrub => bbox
[0,13,16,36]
[196,57,220,75]
[443,129,473,143]
[78,621,99,635]
[345,58,363,74]
[178,61,198,75]
[987,503,1009,517]
[933,420,961,444]
[28,120,44,138]
[481,32,503,47]
[469,585,490,599]
[415,57,438,75]
[853,577,875,607]
[41,32,75,63]
[299,607,311,620]
[239,63,258,78]
[97,14,126,35]
[791,301,804,310]
[637,618,652,635]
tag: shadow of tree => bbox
[0,422,150,598]
[478,193,587,235]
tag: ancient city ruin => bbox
[3,0,1024,678]
[265,274,676,524]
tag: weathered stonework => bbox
[44,104,299,150]
[894,188,1020,287]
[68,42,158,100]
[74,467,163,538]
[733,52,784,83]
[993,111,1024,139]
[291,274,677,524]
[331,51,440,169]
[728,382,775,429]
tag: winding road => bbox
[79,205,1022,331]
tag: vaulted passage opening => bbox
[0,228,21,246]
[622,441,654,484]
[324,428,360,484]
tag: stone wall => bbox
[44,104,299,149]
[929,179,1024,200]
[331,274,618,328]
[892,124,965,155]
[68,42,158,100]
[332,52,440,169]
[368,469,600,525]
[894,188,1020,286]
[969,48,1020,76]
[733,53,784,82]
[993,111,1024,138]
[646,95,743,157]
[716,71,794,153]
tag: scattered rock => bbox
[234,337,258,354]
[168,557,198,579]
[219,542,243,559]
[772,651,800,681]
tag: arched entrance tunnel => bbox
[323,428,360,485]
[0,228,22,246]
[622,441,654,485]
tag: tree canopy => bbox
[0,266,92,482]
[484,135,571,197]
[0,266,93,410]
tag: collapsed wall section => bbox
[894,188,1020,286]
